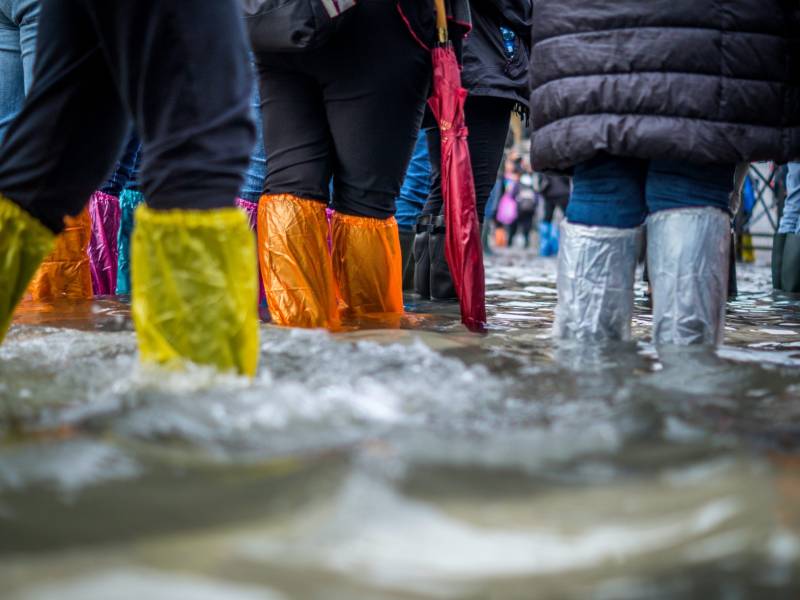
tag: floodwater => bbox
[1,251,799,599]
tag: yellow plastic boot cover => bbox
[0,194,55,342]
[131,205,259,376]
[257,194,339,329]
[331,212,404,317]
[26,207,93,301]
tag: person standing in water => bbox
[530,0,800,346]
[0,0,259,376]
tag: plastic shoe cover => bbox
[553,220,641,341]
[0,195,54,342]
[116,188,145,295]
[413,214,432,299]
[26,207,93,301]
[88,191,121,295]
[429,215,457,301]
[781,233,800,293]
[550,221,560,256]
[647,207,730,346]
[538,221,551,256]
[331,212,404,317]
[257,194,339,329]
[132,205,259,376]
[235,198,266,306]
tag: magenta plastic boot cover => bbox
[88,191,121,295]
[235,198,266,306]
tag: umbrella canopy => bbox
[427,26,487,332]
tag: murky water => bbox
[1,251,799,599]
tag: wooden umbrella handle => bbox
[434,0,448,43]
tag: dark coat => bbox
[529,0,800,172]
[462,0,532,108]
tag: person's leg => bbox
[87,132,139,295]
[395,130,430,291]
[554,155,646,341]
[322,0,430,317]
[645,160,733,346]
[0,0,128,339]
[86,0,259,375]
[422,96,513,299]
[423,96,513,221]
[255,56,339,329]
[778,163,800,292]
[14,0,37,93]
[0,3,24,143]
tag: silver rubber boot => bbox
[647,207,730,346]
[553,221,641,341]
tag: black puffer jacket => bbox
[462,0,532,109]
[529,1,800,172]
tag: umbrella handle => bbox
[434,0,448,44]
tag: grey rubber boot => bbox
[647,207,730,346]
[781,233,800,293]
[553,220,641,341]
[413,214,432,299]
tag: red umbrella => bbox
[429,0,486,333]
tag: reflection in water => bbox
[1,254,799,599]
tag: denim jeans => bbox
[0,0,254,233]
[239,79,267,202]
[780,162,800,234]
[100,131,140,196]
[0,0,39,143]
[394,130,431,231]
[568,156,735,228]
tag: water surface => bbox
[2,252,799,599]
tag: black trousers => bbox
[255,0,430,220]
[543,195,568,222]
[423,95,514,223]
[0,0,254,233]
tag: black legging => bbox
[423,95,515,223]
[255,0,430,220]
[0,0,254,233]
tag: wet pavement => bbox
[1,250,799,599]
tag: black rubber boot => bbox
[481,220,493,256]
[772,232,787,290]
[399,228,415,292]
[781,233,800,293]
[728,229,738,300]
[413,214,432,299]
[429,215,457,301]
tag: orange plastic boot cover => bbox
[331,212,404,317]
[257,194,340,329]
[26,207,93,301]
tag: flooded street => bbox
[1,251,800,599]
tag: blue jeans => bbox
[100,131,141,196]
[394,130,431,231]
[0,0,38,143]
[568,156,734,228]
[239,69,267,203]
[780,163,800,234]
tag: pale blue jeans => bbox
[0,0,39,143]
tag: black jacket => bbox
[529,1,800,171]
[462,0,532,109]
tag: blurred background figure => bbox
[530,0,800,346]
[774,163,800,293]
[535,172,570,257]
